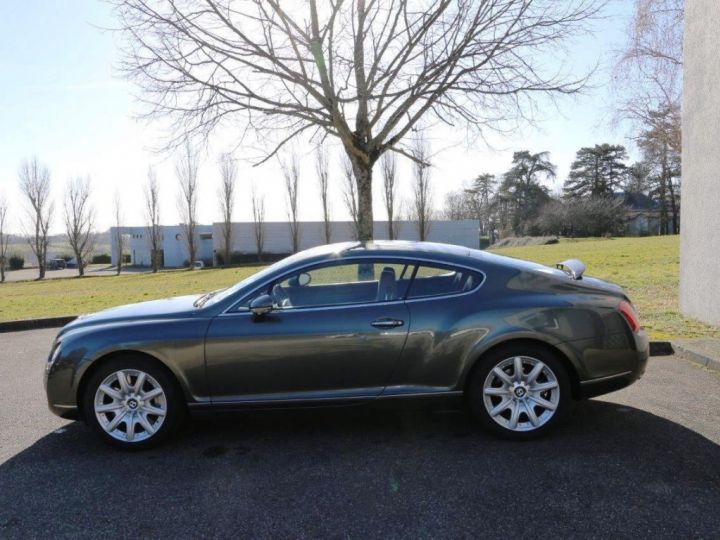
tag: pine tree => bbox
[497,151,554,234]
[564,144,628,198]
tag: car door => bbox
[204,260,412,403]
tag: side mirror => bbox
[249,294,273,317]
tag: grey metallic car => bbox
[45,241,649,449]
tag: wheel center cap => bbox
[127,398,139,410]
[513,386,527,399]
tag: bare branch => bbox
[218,152,237,265]
[64,176,96,276]
[18,157,53,279]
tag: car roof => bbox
[292,240,546,273]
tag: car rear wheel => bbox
[82,357,185,450]
[467,345,570,439]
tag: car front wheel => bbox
[82,357,185,449]
[467,345,570,439]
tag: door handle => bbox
[371,318,404,329]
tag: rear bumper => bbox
[578,330,649,399]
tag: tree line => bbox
[444,130,680,240]
[0,135,436,281]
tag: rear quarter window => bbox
[406,264,482,299]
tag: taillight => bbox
[618,300,641,333]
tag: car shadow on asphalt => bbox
[1,400,719,537]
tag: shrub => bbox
[8,254,24,270]
[91,253,111,264]
[534,196,625,238]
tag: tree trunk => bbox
[348,153,374,242]
[668,176,679,235]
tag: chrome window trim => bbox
[220,255,486,316]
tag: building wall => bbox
[680,1,720,325]
[215,220,480,255]
[111,225,214,268]
[112,220,480,267]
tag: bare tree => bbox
[113,191,125,275]
[64,177,96,276]
[251,182,266,262]
[176,143,200,267]
[218,152,237,265]
[411,138,433,241]
[613,0,682,151]
[18,158,53,279]
[341,155,360,240]
[115,0,600,241]
[281,153,301,253]
[0,194,9,283]
[144,168,162,272]
[316,147,332,244]
[381,152,399,240]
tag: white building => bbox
[111,220,479,268]
[111,224,214,268]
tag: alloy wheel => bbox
[482,356,560,432]
[93,369,167,443]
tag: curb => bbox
[0,316,76,334]
[672,341,720,373]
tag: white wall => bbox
[680,0,720,325]
[112,220,480,267]
[112,225,214,267]
[217,220,480,254]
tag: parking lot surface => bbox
[1,328,719,538]
[3,265,144,282]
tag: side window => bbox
[270,262,412,309]
[406,264,481,299]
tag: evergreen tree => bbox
[497,151,554,234]
[564,144,628,198]
[625,162,652,194]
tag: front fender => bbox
[45,318,211,411]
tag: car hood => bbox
[59,294,203,335]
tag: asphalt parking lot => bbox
[1,329,719,539]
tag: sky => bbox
[0,0,636,234]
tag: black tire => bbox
[82,356,186,450]
[466,344,571,440]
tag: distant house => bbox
[613,191,673,236]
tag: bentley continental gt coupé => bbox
[45,241,648,448]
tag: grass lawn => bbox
[0,235,717,341]
[0,266,263,323]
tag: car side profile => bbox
[45,241,649,449]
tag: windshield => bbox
[200,254,307,308]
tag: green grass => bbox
[492,235,720,341]
[1,235,717,341]
[0,266,263,322]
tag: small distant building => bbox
[111,224,214,268]
[110,219,480,268]
[613,191,673,237]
